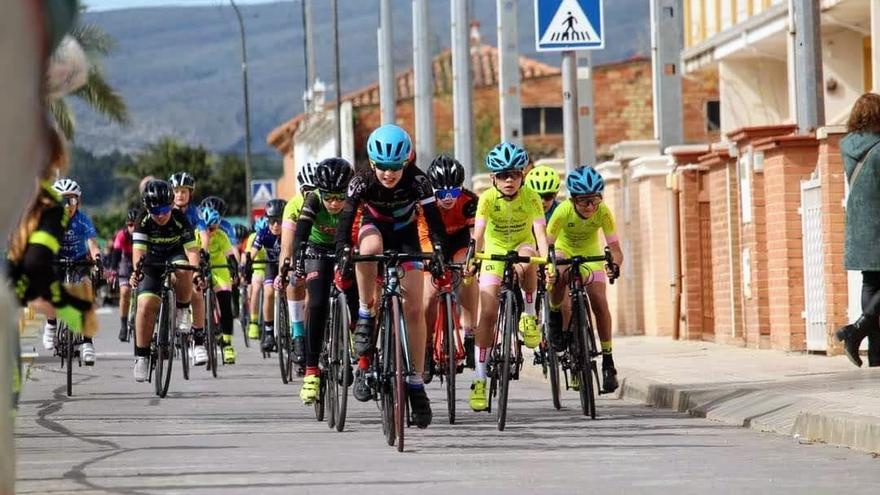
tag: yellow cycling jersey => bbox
[281,194,305,231]
[196,229,235,286]
[475,186,545,252]
[547,200,618,257]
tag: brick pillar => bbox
[816,126,848,355]
[669,146,710,341]
[596,161,625,336]
[699,146,744,345]
[754,134,819,351]
[728,125,797,349]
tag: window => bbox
[521,107,563,136]
[706,100,720,132]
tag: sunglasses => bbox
[572,196,602,207]
[63,196,79,207]
[494,170,523,182]
[435,188,461,201]
[148,204,173,215]
[126,222,135,227]
[371,160,405,172]
[323,192,346,202]
[540,193,557,201]
[268,217,282,225]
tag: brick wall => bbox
[635,175,674,336]
[817,130,848,355]
[601,173,625,335]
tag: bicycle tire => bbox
[180,331,190,381]
[62,324,73,397]
[239,285,250,348]
[325,296,338,430]
[392,297,405,452]
[275,294,289,384]
[314,372,326,422]
[156,295,174,397]
[379,305,396,447]
[574,292,595,418]
[496,291,514,431]
[334,294,351,432]
[443,294,456,425]
[205,289,218,378]
[548,340,562,410]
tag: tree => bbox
[51,4,129,140]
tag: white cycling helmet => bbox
[53,177,81,196]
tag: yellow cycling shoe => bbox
[519,314,540,349]
[570,374,580,391]
[222,344,236,364]
[300,375,320,404]
[247,322,260,340]
[469,379,488,412]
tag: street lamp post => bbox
[230,0,253,217]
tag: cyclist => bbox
[201,196,239,245]
[290,157,358,404]
[334,124,447,429]
[234,223,249,254]
[197,207,240,364]
[420,154,479,376]
[547,166,622,393]
[170,172,207,365]
[467,142,551,412]
[129,180,200,382]
[109,208,139,341]
[41,178,102,365]
[244,216,268,341]
[525,165,562,221]
[246,198,286,352]
[280,162,318,366]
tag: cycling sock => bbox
[474,345,488,379]
[175,301,189,310]
[601,341,612,355]
[357,308,374,320]
[406,374,424,387]
[47,318,57,327]
[291,300,305,338]
[463,328,474,337]
[264,321,274,334]
[250,312,258,322]
[523,291,535,316]
[120,317,127,328]
[135,346,150,357]
[305,366,319,377]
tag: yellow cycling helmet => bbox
[525,165,561,195]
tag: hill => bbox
[74,0,650,155]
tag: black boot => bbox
[601,354,619,394]
[868,335,880,367]
[835,315,875,368]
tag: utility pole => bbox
[873,0,880,91]
[451,0,474,185]
[378,0,395,124]
[562,51,579,174]
[577,52,596,167]
[302,0,316,89]
[792,0,825,133]
[332,0,342,156]
[413,0,434,162]
[230,0,253,214]
[497,0,522,146]
[650,0,684,152]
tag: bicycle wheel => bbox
[240,285,250,348]
[443,294,457,424]
[180,330,190,381]
[378,305,396,447]
[540,294,562,410]
[275,293,289,384]
[156,295,175,397]
[314,371,326,422]
[392,297,405,452]
[60,324,73,397]
[205,289,218,378]
[496,291,515,431]
[573,292,596,418]
[333,294,351,432]
[324,298,338,430]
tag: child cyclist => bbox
[290,157,358,404]
[244,217,268,340]
[421,154,479,376]
[246,198,286,352]
[546,166,623,393]
[279,162,318,366]
[197,207,240,364]
[467,142,551,412]
[525,165,562,221]
[334,124,447,429]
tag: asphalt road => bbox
[14,310,880,494]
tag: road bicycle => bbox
[52,258,98,397]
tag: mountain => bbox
[75,0,650,155]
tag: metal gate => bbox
[800,176,826,351]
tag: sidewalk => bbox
[572,337,880,454]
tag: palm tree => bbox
[50,5,129,140]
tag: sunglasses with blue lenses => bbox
[148,204,173,216]
[371,160,405,172]
[435,187,462,201]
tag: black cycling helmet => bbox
[428,154,465,190]
[265,198,286,219]
[234,223,249,241]
[141,180,174,209]
[126,208,139,223]
[315,157,353,193]
[200,196,227,217]
[169,172,195,190]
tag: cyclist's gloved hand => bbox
[56,305,84,334]
[430,244,446,279]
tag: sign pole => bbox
[562,50,580,175]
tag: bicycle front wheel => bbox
[573,292,596,418]
[61,324,73,397]
[205,289,218,378]
[275,294,290,384]
[392,297,406,453]
[443,295,457,424]
[496,291,515,431]
[180,330,190,381]
[239,285,250,348]
[156,296,174,397]
[378,305,396,448]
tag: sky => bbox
[86,0,280,11]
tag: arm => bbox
[335,175,364,251]
[87,237,101,261]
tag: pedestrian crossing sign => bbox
[250,180,276,207]
[534,0,604,51]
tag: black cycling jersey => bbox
[132,209,197,259]
[334,165,447,251]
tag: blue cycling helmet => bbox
[201,206,221,227]
[253,216,268,232]
[485,142,529,172]
[366,124,412,167]
[566,166,605,196]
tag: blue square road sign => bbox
[535,0,605,52]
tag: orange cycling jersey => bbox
[418,190,477,250]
